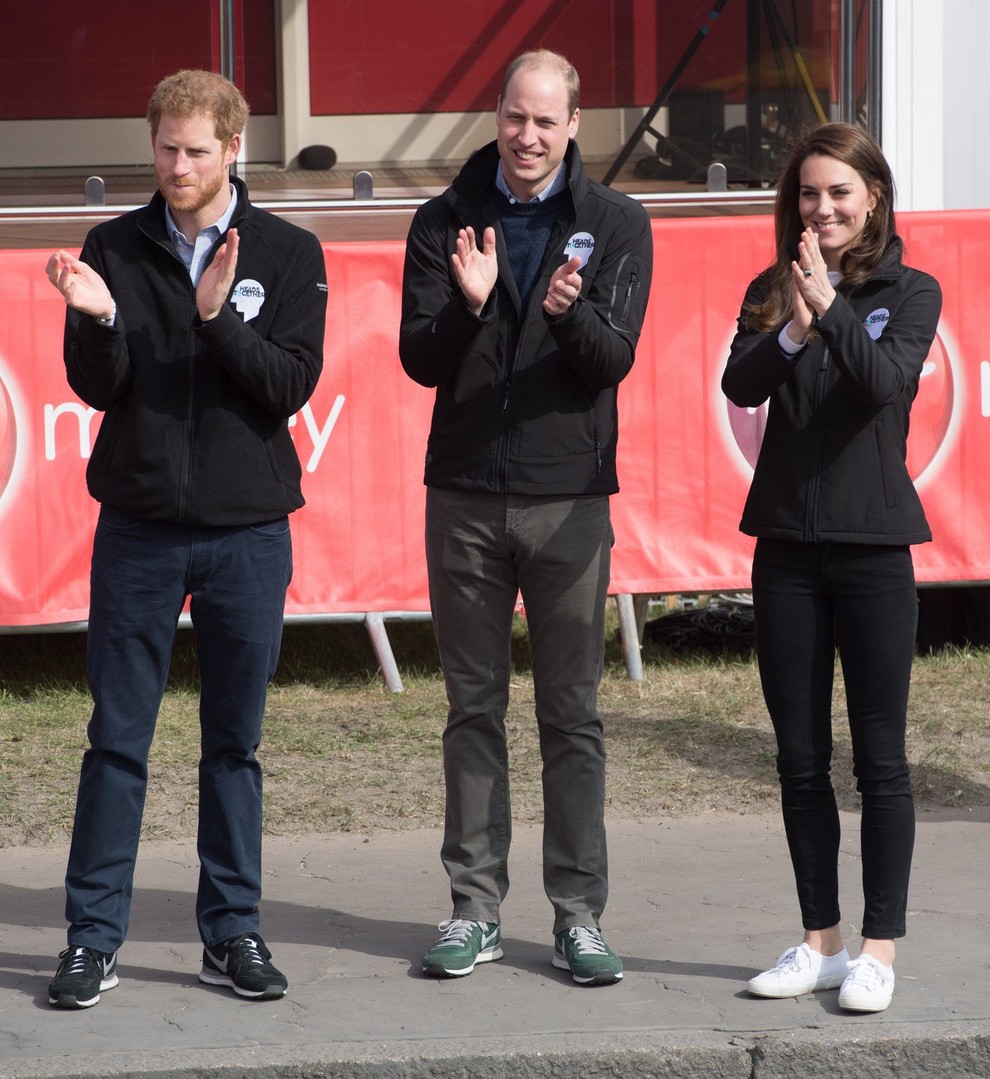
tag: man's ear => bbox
[224,132,242,166]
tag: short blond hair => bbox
[147,69,249,145]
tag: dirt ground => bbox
[3,637,989,848]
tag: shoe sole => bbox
[747,972,847,998]
[48,973,118,1008]
[49,993,100,1008]
[552,955,623,985]
[198,969,287,999]
[422,945,503,977]
[746,966,849,996]
[838,991,893,1012]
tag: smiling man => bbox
[494,55,579,203]
[400,49,653,986]
[45,69,327,1008]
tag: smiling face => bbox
[152,112,239,233]
[495,65,579,202]
[798,153,877,271]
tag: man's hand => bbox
[543,256,583,317]
[197,227,240,321]
[451,226,497,316]
[45,249,114,319]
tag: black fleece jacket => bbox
[722,241,942,545]
[64,177,327,526]
[399,141,653,495]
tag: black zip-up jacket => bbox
[399,141,652,495]
[722,241,941,545]
[64,177,327,526]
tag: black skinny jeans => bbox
[752,538,918,940]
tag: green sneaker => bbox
[422,919,502,977]
[553,926,623,985]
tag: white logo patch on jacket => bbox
[864,307,889,340]
[231,279,266,322]
[563,232,595,269]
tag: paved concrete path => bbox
[2,809,989,1078]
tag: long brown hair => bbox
[745,122,899,333]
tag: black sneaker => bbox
[48,946,118,1008]
[199,933,288,999]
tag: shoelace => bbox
[845,955,888,990]
[771,945,810,973]
[59,947,95,975]
[231,937,268,967]
[565,926,609,956]
[434,919,480,946]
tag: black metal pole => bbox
[746,0,762,186]
[219,0,236,84]
[602,0,731,186]
[868,0,882,140]
[840,0,855,122]
[219,0,238,175]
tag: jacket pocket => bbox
[607,253,645,330]
[875,420,896,509]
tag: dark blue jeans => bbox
[752,539,918,940]
[64,506,291,952]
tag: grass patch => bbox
[1,616,988,846]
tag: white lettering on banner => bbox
[43,396,346,471]
[982,361,990,418]
[44,401,99,460]
[288,395,346,472]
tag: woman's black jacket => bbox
[722,242,941,545]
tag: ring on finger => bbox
[803,267,813,277]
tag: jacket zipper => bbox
[621,271,637,322]
[157,237,200,521]
[803,345,830,539]
[494,214,586,491]
[496,344,516,492]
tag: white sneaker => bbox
[747,943,851,998]
[838,954,895,1012]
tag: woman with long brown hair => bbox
[722,122,942,1013]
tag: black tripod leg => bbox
[602,0,731,186]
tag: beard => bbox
[156,163,229,217]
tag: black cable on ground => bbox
[642,605,756,654]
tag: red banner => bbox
[1,212,988,627]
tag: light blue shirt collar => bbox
[165,183,238,285]
[496,159,568,204]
